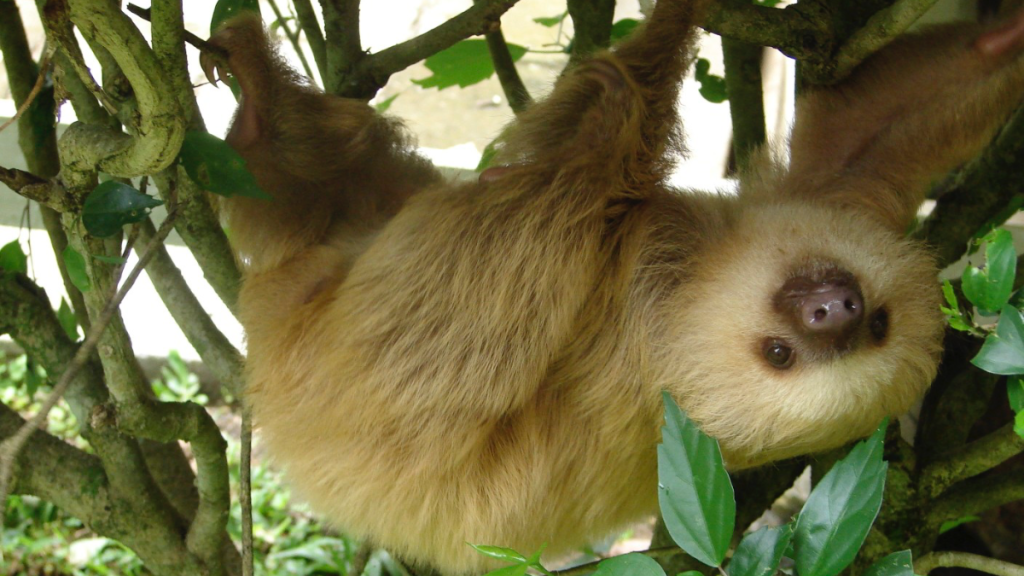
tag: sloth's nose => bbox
[799,286,864,337]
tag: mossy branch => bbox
[321,0,363,95]
[927,467,1024,529]
[567,0,616,61]
[722,36,766,172]
[921,423,1024,499]
[916,552,1024,576]
[293,0,326,79]
[831,0,940,81]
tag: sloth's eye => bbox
[870,308,890,342]
[762,339,795,369]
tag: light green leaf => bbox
[533,14,567,28]
[658,391,735,567]
[178,131,271,199]
[972,305,1024,375]
[63,246,91,293]
[469,544,527,564]
[610,19,640,43]
[82,181,163,238]
[727,524,794,576]
[414,40,528,90]
[57,298,80,341]
[941,280,974,332]
[939,516,980,534]
[863,550,914,576]
[695,59,727,104]
[374,94,399,113]
[0,240,27,274]
[962,229,1016,316]
[593,553,667,576]
[794,420,888,576]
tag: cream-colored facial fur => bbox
[205,2,1024,573]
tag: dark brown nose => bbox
[774,270,865,352]
[798,285,864,335]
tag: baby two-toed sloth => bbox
[205,0,1024,573]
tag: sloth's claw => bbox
[200,51,223,86]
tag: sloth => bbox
[203,1,1024,573]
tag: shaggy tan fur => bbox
[206,2,1024,573]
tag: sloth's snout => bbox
[798,285,864,337]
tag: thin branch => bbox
[126,4,222,56]
[293,0,326,79]
[267,0,316,79]
[482,23,532,113]
[0,203,180,525]
[349,0,521,98]
[915,552,1024,576]
[831,0,940,81]
[241,413,254,576]
[137,217,244,395]
[0,53,51,135]
[921,423,1024,498]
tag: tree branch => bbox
[916,552,1024,576]
[321,0,363,95]
[267,0,316,79]
[917,103,1024,268]
[483,25,531,113]
[927,467,1024,528]
[921,423,1024,499]
[567,0,615,61]
[294,0,326,79]
[701,0,828,62]
[137,218,244,396]
[348,0,521,98]
[831,0,940,81]
[722,36,765,172]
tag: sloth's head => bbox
[657,202,944,469]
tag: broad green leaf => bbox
[374,94,399,114]
[695,59,727,103]
[610,19,640,43]
[178,131,271,199]
[533,14,567,28]
[658,391,735,567]
[482,565,529,576]
[939,515,980,534]
[593,553,667,576]
[469,544,527,564]
[63,246,91,293]
[962,229,1016,315]
[0,240,27,273]
[863,550,913,576]
[211,0,260,34]
[57,298,80,341]
[413,40,528,90]
[940,281,973,332]
[972,305,1024,375]
[82,181,163,238]
[1015,411,1024,439]
[727,524,794,576]
[794,420,888,576]
[1008,376,1024,412]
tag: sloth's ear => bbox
[781,10,1024,233]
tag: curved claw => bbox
[200,50,227,87]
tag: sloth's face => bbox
[656,203,945,469]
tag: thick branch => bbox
[916,552,1024,576]
[927,468,1024,528]
[567,0,615,61]
[917,103,1024,268]
[138,218,244,395]
[921,423,1024,498]
[722,36,765,172]
[347,0,520,98]
[321,0,363,95]
[702,0,828,62]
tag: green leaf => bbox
[679,572,704,576]
[940,280,974,332]
[63,246,92,293]
[658,391,735,567]
[211,0,260,34]
[727,524,794,576]
[862,550,913,576]
[1008,376,1024,412]
[695,59,728,104]
[755,0,783,6]
[972,305,1024,375]
[533,13,567,28]
[593,553,667,576]
[794,420,888,576]
[413,40,528,90]
[469,544,527,564]
[939,516,980,534]
[1015,410,1024,440]
[0,240,28,274]
[25,358,42,397]
[374,94,399,114]
[82,181,163,238]
[57,298,80,341]
[482,565,529,576]
[610,19,640,44]
[178,131,271,199]
[962,229,1016,315]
